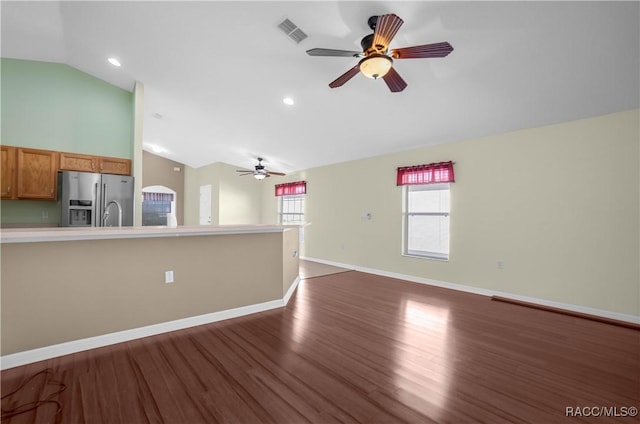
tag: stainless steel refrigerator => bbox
[59,171,134,227]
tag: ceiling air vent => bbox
[278,18,308,44]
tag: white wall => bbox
[133,82,145,227]
[260,109,640,317]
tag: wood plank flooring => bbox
[2,271,639,423]
[299,260,351,279]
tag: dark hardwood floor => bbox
[2,271,639,423]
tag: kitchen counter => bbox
[0,224,290,243]
[1,224,300,365]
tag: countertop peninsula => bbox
[0,224,291,243]
[1,223,300,363]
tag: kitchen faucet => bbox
[103,200,123,227]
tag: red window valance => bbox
[275,181,306,196]
[397,161,455,185]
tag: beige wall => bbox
[1,231,295,355]
[184,162,221,225]
[218,163,264,224]
[184,162,264,225]
[260,109,640,316]
[282,227,300,294]
[143,151,186,224]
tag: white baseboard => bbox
[1,275,301,370]
[283,276,301,306]
[301,256,640,325]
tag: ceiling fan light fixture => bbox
[359,54,392,79]
[254,173,267,180]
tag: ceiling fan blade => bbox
[372,14,404,51]
[236,169,252,173]
[237,172,254,176]
[306,48,362,57]
[267,171,286,176]
[391,42,454,59]
[329,64,361,88]
[382,67,407,92]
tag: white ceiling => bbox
[2,1,639,173]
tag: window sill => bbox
[402,253,449,262]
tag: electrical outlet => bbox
[496,260,505,270]
[165,270,174,283]
[42,210,49,219]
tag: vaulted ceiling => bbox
[2,1,639,173]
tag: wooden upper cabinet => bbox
[59,152,98,173]
[59,152,131,176]
[1,145,17,199]
[99,156,131,176]
[17,148,58,200]
[1,145,131,201]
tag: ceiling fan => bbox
[306,14,453,92]
[236,157,286,180]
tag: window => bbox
[404,183,450,260]
[275,181,306,225]
[142,187,176,226]
[397,161,454,260]
[275,181,306,243]
[278,194,305,224]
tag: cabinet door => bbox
[99,156,131,176]
[17,148,58,200]
[60,152,98,172]
[1,145,17,199]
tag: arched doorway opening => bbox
[142,185,177,227]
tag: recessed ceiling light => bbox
[283,97,294,106]
[107,57,121,67]
[143,142,168,154]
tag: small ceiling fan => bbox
[306,14,453,92]
[236,157,286,180]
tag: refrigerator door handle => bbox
[94,182,99,226]
[102,183,108,226]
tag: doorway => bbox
[199,184,212,225]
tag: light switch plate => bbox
[165,270,174,283]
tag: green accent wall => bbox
[1,200,60,226]
[1,58,133,156]
[1,58,134,227]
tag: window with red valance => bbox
[398,161,454,261]
[275,181,306,196]
[396,161,455,185]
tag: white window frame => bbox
[278,194,305,225]
[403,183,450,261]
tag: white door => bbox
[199,184,212,225]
